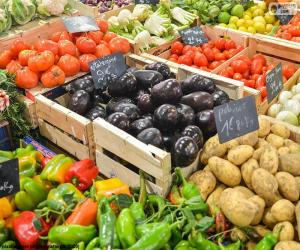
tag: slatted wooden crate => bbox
[93,54,244,196]
[73,1,99,17]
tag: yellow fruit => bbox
[244,11,252,18]
[274,20,280,26]
[264,11,276,24]
[239,26,248,32]
[218,23,227,27]
[236,19,245,27]
[257,2,267,11]
[254,22,266,33]
[244,15,252,20]
[253,16,266,24]
[249,6,257,13]
[266,23,273,33]
[245,20,254,27]
[229,16,239,24]
[228,23,237,30]
[248,26,256,34]
[252,9,265,17]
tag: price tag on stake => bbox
[266,63,283,103]
[180,27,208,46]
[275,3,296,25]
[135,0,158,4]
[63,16,99,33]
[89,53,127,90]
[213,96,259,143]
[0,159,20,198]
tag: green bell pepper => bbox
[0,222,8,246]
[14,145,35,158]
[15,177,48,211]
[48,225,97,245]
[85,237,99,250]
[18,156,37,178]
[0,151,13,163]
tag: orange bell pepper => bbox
[95,178,131,199]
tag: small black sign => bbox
[0,159,20,198]
[214,96,259,143]
[266,63,283,103]
[89,53,127,90]
[180,27,209,46]
[275,3,295,25]
[135,0,158,4]
[63,16,99,33]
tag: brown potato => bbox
[227,145,254,165]
[230,227,248,242]
[274,241,300,250]
[252,147,265,161]
[266,134,284,149]
[238,131,258,147]
[200,135,227,165]
[259,145,279,174]
[275,172,299,202]
[206,184,226,215]
[233,186,255,199]
[295,201,300,240]
[273,221,294,241]
[258,117,271,138]
[249,195,265,225]
[241,159,259,190]
[279,154,300,176]
[246,241,256,250]
[263,208,277,229]
[189,170,216,201]
[295,177,300,193]
[208,156,241,187]
[225,139,239,150]
[284,139,300,153]
[277,147,290,157]
[253,225,271,238]
[271,123,290,139]
[271,199,295,222]
[255,138,269,149]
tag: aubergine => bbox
[130,118,153,136]
[107,112,130,131]
[85,106,106,121]
[181,91,214,112]
[114,103,140,121]
[172,136,199,167]
[135,89,149,102]
[133,70,163,89]
[154,104,178,132]
[68,90,91,115]
[151,79,183,105]
[137,128,163,148]
[176,104,195,129]
[182,125,203,148]
[108,72,137,97]
[145,62,171,80]
[162,133,179,152]
[212,90,230,107]
[181,75,215,95]
[195,109,216,137]
[67,77,94,95]
[92,94,104,107]
[106,98,134,115]
[137,94,154,114]
[126,67,138,74]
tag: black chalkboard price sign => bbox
[213,96,259,143]
[135,0,158,4]
[180,27,209,46]
[275,3,295,25]
[266,63,283,103]
[0,159,20,198]
[63,16,99,33]
[89,53,127,90]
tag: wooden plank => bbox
[18,96,38,129]
[100,5,134,19]
[39,119,93,160]
[73,1,99,17]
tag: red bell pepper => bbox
[64,159,99,191]
[41,157,51,169]
[13,211,50,250]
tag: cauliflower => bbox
[132,4,152,22]
[8,0,36,25]
[37,0,69,17]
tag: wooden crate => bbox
[0,121,13,151]
[73,1,99,17]
[18,96,38,129]
[93,54,244,196]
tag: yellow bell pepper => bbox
[95,178,130,198]
[0,198,13,220]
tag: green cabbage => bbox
[8,0,36,25]
[0,7,12,33]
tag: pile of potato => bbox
[189,116,300,249]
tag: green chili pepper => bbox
[175,240,197,250]
[148,194,165,215]
[190,231,220,250]
[116,208,136,248]
[136,223,160,239]
[127,222,171,250]
[219,240,241,250]
[254,232,280,250]
[71,241,84,250]
[0,150,13,163]
[171,227,183,248]
[14,144,35,158]
[48,225,96,245]
[0,222,8,246]
[0,241,17,250]
[175,167,200,200]
[85,237,99,250]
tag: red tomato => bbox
[58,40,77,57]
[245,79,255,88]
[18,50,37,66]
[76,37,97,54]
[182,45,192,55]
[222,50,230,59]
[201,43,213,50]
[95,44,111,58]
[214,53,226,61]
[57,55,80,77]
[237,56,252,66]
[96,19,108,33]
[34,40,59,56]
[282,64,297,79]
[87,31,104,45]
[226,66,235,78]
[51,31,73,42]
[184,50,195,60]
[28,51,55,72]
[214,38,226,51]
[252,54,266,66]
[194,52,208,67]
[103,32,117,43]
[242,69,250,79]
[171,41,184,55]
[200,66,211,72]
[236,45,244,52]
[6,60,22,74]
[79,54,97,72]
[251,74,261,82]
[288,26,300,36]
[169,57,178,63]
[209,61,222,70]
[212,48,221,54]
[224,40,236,50]
[250,59,264,75]
[169,54,179,60]
[10,39,29,58]
[267,64,276,71]
[255,74,266,89]
[282,31,293,40]
[233,73,243,80]
[219,69,229,78]
[203,48,215,61]
[194,47,203,53]
[109,37,130,54]
[231,60,248,74]
[178,55,193,66]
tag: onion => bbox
[284,99,300,116]
[291,83,300,95]
[278,91,292,104]
[276,111,299,126]
[292,94,300,103]
[267,103,282,118]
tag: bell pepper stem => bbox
[175,167,187,186]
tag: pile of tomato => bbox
[275,14,300,43]
[219,54,298,99]
[169,38,244,71]
[0,19,130,89]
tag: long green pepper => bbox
[254,232,280,250]
[219,240,241,250]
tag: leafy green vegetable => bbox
[0,7,12,33]
[8,0,36,25]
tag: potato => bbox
[227,145,254,165]
[295,201,300,240]
[251,168,278,205]
[241,159,259,190]
[252,147,265,161]
[208,156,241,187]
[274,241,300,250]
[233,186,255,199]
[266,134,284,149]
[203,165,211,171]
[271,199,295,222]
[275,172,299,201]
[238,131,258,147]
[277,147,290,157]
[225,139,239,150]
[273,221,294,241]
[206,184,226,215]
[271,124,290,139]
[230,227,247,242]
[253,225,271,237]
[200,135,227,164]
[258,117,271,138]
[249,195,265,225]
[220,188,259,227]
[189,170,216,200]
[246,241,256,250]
[284,139,300,153]
[259,145,279,174]
[255,138,269,149]
[263,208,277,229]
[279,153,300,176]
[295,177,300,193]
